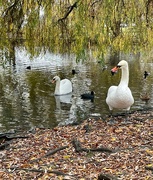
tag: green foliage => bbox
[1,0,153,62]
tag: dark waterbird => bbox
[72,69,79,75]
[144,71,150,79]
[26,66,31,70]
[81,91,94,100]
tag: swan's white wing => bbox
[107,86,117,96]
[60,79,72,95]
[106,85,134,110]
[106,86,117,110]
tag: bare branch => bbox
[58,1,78,22]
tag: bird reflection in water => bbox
[54,93,72,110]
[54,93,77,125]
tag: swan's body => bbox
[106,60,134,111]
[52,76,72,95]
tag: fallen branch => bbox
[90,147,115,153]
[10,167,72,176]
[30,145,69,163]
[0,133,29,141]
[98,173,118,180]
[45,145,69,157]
[72,138,114,153]
[72,138,83,152]
[0,141,11,150]
[145,166,153,172]
[0,134,29,150]
[83,124,91,133]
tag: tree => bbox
[1,0,153,64]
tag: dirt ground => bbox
[0,109,152,180]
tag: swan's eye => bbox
[53,78,55,81]
[117,65,121,68]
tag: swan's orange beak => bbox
[111,66,119,75]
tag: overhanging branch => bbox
[58,1,78,22]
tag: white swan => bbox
[52,76,72,95]
[106,60,134,111]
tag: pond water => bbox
[0,48,153,132]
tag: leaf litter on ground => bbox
[0,110,152,179]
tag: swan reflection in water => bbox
[55,93,72,105]
[54,93,76,125]
[54,92,95,126]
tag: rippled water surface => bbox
[0,48,153,132]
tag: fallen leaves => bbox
[0,110,152,179]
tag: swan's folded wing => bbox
[60,79,72,95]
[107,86,117,96]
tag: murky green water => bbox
[0,48,152,132]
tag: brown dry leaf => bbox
[146,149,153,155]
[0,111,152,179]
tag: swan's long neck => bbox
[119,66,129,86]
[55,79,60,94]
